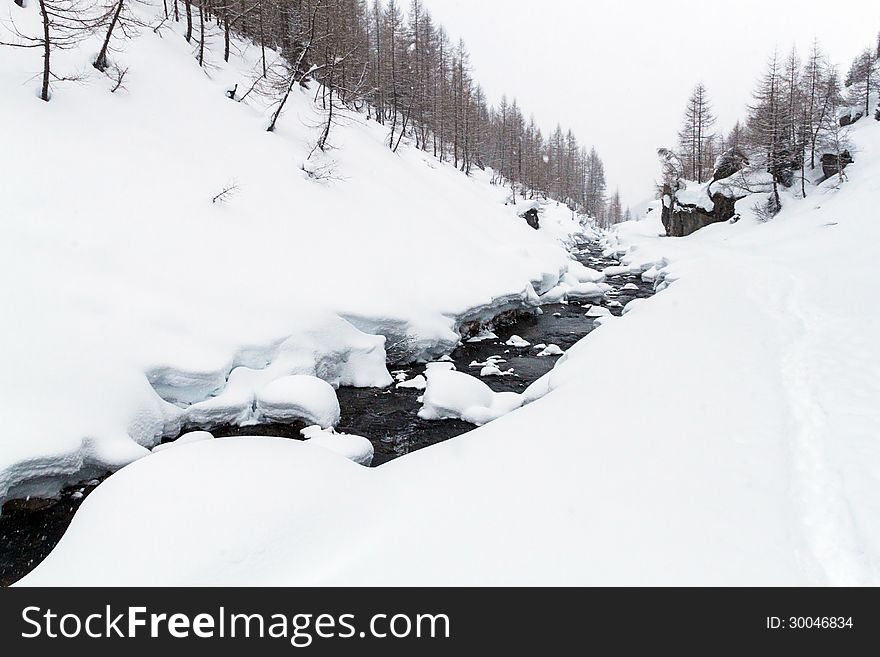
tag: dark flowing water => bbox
[0,241,654,585]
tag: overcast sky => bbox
[420,0,878,208]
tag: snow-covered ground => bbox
[20,110,880,586]
[0,3,586,503]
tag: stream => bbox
[0,241,654,585]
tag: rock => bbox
[821,151,853,180]
[520,207,540,230]
[661,190,739,237]
[839,110,863,127]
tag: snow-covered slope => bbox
[21,96,880,583]
[0,3,584,503]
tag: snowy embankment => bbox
[22,112,880,586]
[0,3,591,502]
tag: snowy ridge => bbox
[0,2,590,504]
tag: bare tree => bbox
[1,0,96,101]
[845,48,878,117]
[747,51,791,214]
[677,83,716,183]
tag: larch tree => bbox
[845,48,878,117]
[677,83,716,183]
[747,50,793,213]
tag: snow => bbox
[674,179,716,211]
[255,375,341,429]
[418,370,523,426]
[396,374,427,390]
[301,426,374,466]
[566,260,606,283]
[584,305,612,317]
[504,335,531,348]
[466,330,499,343]
[151,431,214,454]
[425,361,456,372]
[536,344,564,357]
[565,281,606,300]
[602,264,641,277]
[0,2,584,505]
[29,116,880,586]
[479,364,514,377]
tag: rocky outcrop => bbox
[661,191,739,237]
[661,148,748,237]
[821,151,854,180]
[521,207,540,230]
[840,110,864,127]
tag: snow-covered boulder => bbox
[467,330,498,343]
[537,344,564,357]
[584,305,611,317]
[418,370,523,426]
[255,375,341,429]
[301,426,373,466]
[505,335,530,348]
[396,374,427,390]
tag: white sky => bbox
[420,0,879,208]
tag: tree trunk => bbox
[258,0,266,77]
[95,0,124,72]
[223,13,230,62]
[197,0,205,66]
[184,0,193,43]
[38,0,50,101]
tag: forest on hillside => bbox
[1,0,629,226]
[662,33,879,214]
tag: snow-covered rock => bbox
[505,335,531,348]
[467,330,499,343]
[480,364,514,377]
[536,344,564,357]
[396,374,427,390]
[418,370,523,425]
[584,305,612,317]
[566,282,606,300]
[255,376,340,429]
[301,426,374,466]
